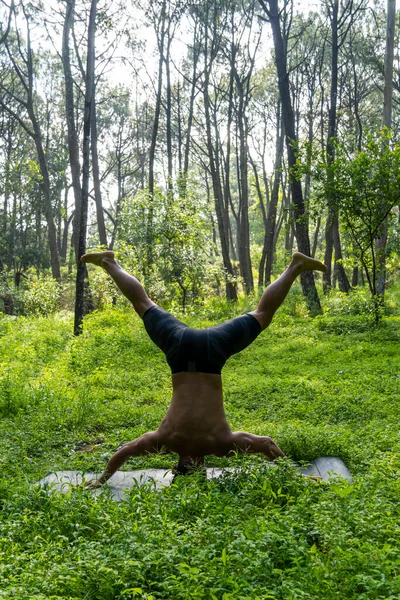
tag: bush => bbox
[322,288,376,317]
[23,276,60,316]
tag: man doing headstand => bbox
[81,251,326,487]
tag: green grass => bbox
[0,284,399,599]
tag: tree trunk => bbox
[181,18,200,199]
[147,0,167,271]
[323,0,351,294]
[333,214,351,292]
[110,146,123,250]
[62,0,83,261]
[352,266,358,287]
[165,37,173,198]
[204,101,237,300]
[265,104,284,285]
[28,111,61,281]
[376,0,396,296]
[74,0,97,335]
[312,216,321,258]
[260,0,321,314]
[91,96,108,246]
[203,13,237,301]
[250,154,268,289]
[235,79,254,293]
[323,0,338,292]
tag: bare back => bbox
[156,373,232,457]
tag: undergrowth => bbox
[0,283,399,599]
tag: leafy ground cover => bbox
[0,283,399,599]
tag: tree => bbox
[258,0,322,314]
[201,0,238,301]
[118,187,213,310]
[375,0,396,296]
[0,0,13,45]
[321,132,400,318]
[62,0,82,260]
[0,2,61,280]
[74,0,97,335]
[322,0,366,294]
[231,2,262,293]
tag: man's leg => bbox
[81,251,155,317]
[249,252,326,330]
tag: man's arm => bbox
[228,432,320,480]
[86,431,160,488]
[229,431,285,460]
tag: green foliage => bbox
[86,261,117,310]
[23,275,61,316]
[118,188,218,310]
[304,130,400,303]
[0,272,62,316]
[0,291,399,598]
[334,131,400,275]
[322,287,376,318]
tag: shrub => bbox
[23,276,60,316]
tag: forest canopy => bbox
[0,0,399,323]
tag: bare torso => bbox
[156,372,233,459]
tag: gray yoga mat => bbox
[38,457,352,501]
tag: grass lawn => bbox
[0,284,399,599]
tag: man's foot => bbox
[80,250,115,268]
[291,252,327,274]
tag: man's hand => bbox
[301,474,323,482]
[84,478,104,489]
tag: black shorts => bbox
[142,305,262,375]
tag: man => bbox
[81,251,326,487]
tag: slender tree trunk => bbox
[176,81,183,183]
[29,111,61,281]
[147,0,167,271]
[110,145,122,250]
[312,216,321,258]
[352,265,358,287]
[260,0,321,314]
[223,57,234,258]
[203,13,237,301]
[204,102,237,299]
[323,0,351,293]
[91,96,108,246]
[62,0,83,261]
[376,0,396,296]
[265,104,284,285]
[165,37,173,198]
[3,123,12,267]
[236,80,254,293]
[74,0,97,335]
[148,2,166,191]
[250,154,268,289]
[323,0,338,290]
[181,18,200,199]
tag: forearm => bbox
[96,447,131,483]
[91,433,158,485]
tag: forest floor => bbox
[0,283,399,599]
